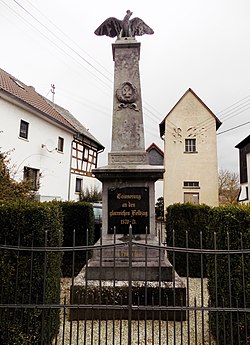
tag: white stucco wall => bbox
[69,174,102,201]
[163,91,219,208]
[1,98,73,201]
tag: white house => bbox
[0,67,104,201]
[235,135,250,203]
[159,88,222,209]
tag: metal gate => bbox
[0,229,249,345]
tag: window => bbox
[75,178,83,193]
[184,192,199,204]
[83,147,89,161]
[184,181,199,188]
[93,202,102,224]
[23,167,40,191]
[19,120,29,139]
[57,137,64,152]
[185,138,196,152]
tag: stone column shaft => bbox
[108,39,148,165]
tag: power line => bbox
[184,97,250,138]
[23,0,112,77]
[4,1,166,128]
[1,0,164,143]
[176,95,250,139]
[217,94,250,115]
[1,0,112,92]
[58,87,111,117]
[194,104,250,138]
[217,121,250,136]
[2,0,250,143]
[13,0,112,84]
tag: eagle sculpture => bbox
[94,10,154,38]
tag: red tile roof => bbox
[0,68,105,150]
[146,142,164,156]
[0,67,76,131]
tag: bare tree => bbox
[218,169,240,205]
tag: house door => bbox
[184,192,199,204]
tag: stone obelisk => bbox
[109,39,146,162]
[94,37,164,239]
[92,10,163,239]
[70,12,186,321]
[87,36,168,282]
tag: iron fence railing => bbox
[0,227,249,345]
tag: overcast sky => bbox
[1,0,250,174]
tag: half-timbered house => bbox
[0,67,104,201]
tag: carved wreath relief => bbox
[116,82,139,111]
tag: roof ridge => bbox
[159,88,222,137]
[0,66,104,151]
[0,67,76,131]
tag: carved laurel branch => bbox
[118,103,139,111]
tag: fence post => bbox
[128,224,133,345]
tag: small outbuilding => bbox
[159,88,222,208]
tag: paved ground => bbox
[53,278,216,345]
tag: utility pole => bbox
[51,84,55,104]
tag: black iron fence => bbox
[0,226,249,345]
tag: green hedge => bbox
[59,201,95,277]
[207,205,250,345]
[166,203,210,277]
[0,200,63,345]
[166,203,250,344]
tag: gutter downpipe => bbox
[68,140,73,201]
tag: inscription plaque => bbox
[108,187,149,234]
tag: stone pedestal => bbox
[86,235,173,281]
[94,166,163,236]
[70,278,186,321]
[70,231,186,321]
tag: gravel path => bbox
[54,278,216,345]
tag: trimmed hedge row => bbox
[0,200,63,345]
[166,203,250,344]
[207,205,250,345]
[166,203,210,277]
[59,201,95,277]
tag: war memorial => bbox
[71,10,186,320]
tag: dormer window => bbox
[11,77,25,89]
